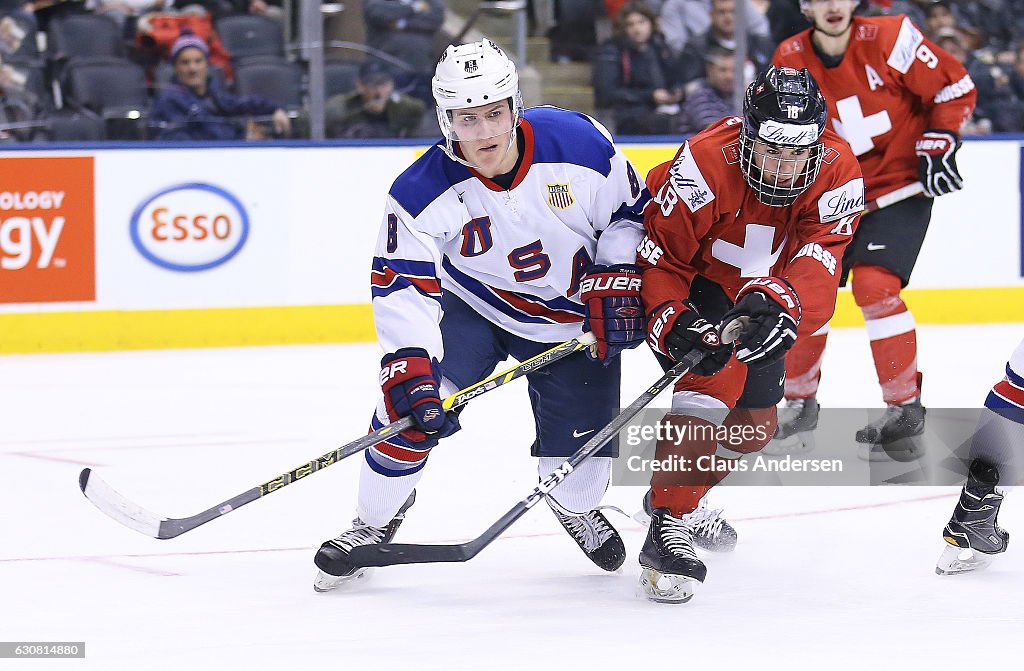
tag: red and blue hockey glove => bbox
[647,300,733,376]
[722,277,801,366]
[380,348,461,445]
[580,263,645,364]
[915,130,963,197]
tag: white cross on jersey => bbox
[832,95,891,156]
[711,223,787,277]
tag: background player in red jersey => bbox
[770,0,976,459]
[634,66,864,602]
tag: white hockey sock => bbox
[539,456,611,514]
[356,457,425,528]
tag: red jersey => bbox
[638,117,864,338]
[772,15,975,202]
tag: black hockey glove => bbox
[915,129,963,197]
[580,263,645,365]
[647,300,733,376]
[721,277,801,366]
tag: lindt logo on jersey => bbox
[130,183,249,272]
[825,188,865,218]
[758,120,817,146]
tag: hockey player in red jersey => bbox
[769,0,976,458]
[635,66,864,602]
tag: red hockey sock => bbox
[852,264,920,404]
[649,408,777,517]
[784,330,828,399]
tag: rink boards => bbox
[0,138,1022,353]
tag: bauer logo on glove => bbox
[580,263,646,364]
[915,129,963,198]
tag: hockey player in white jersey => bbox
[935,337,1022,575]
[313,39,652,591]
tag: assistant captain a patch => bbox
[547,183,575,209]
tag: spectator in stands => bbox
[547,0,599,62]
[924,0,958,41]
[92,0,169,38]
[676,0,772,84]
[231,0,282,21]
[659,0,768,56]
[364,0,444,103]
[594,1,682,134]
[765,0,805,44]
[149,29,291,140]
[677,45,737,134]
[951,0,1014,52]
[0,5,36,50]
[934,27,1007,134]
[325,59,425,138]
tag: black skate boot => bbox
[634,489,737,552]
[547,497,626,571]
[936,459,1009,575]
[313,490,416,592]
[638,508,707,603]
[856,398,926,461]
[764,396,818,456]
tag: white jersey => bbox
[371,106,651,359]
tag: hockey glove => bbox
[580,263,645,364]
[380,348,461,445]
[647,300,733,376]
[915,129,963,197]
[722,277,801,366]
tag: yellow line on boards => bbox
[0,305,375,354]
[1,287,1021,353]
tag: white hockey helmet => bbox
[432,39,523,161]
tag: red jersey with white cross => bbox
[638,117,863,338]
[772,15,975,202]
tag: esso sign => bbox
[130,183,249,271]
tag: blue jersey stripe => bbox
[365,450,429,477]
[1006,362,1024,389]
[372,256,437,277]
[441,256,585,324]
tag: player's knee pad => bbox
[851,264,903,312]
[539,456,610,513]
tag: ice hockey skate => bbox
[936,461,1009,575]
[763,396,818,456]
[633,490,738,552]
[546,497,626,571]
[638,507,708,604]
[313,490,416,592]
[856,399,926,461]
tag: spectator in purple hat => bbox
[149,28,291,140]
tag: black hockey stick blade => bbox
[341,318,748,571]
[78,332,597,539]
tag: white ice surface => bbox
[2,324,1023,668]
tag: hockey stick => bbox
[341,318,748,570]
[864,182,925,213]
[78,332,597,539]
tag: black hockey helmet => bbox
[739,65,828,206]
